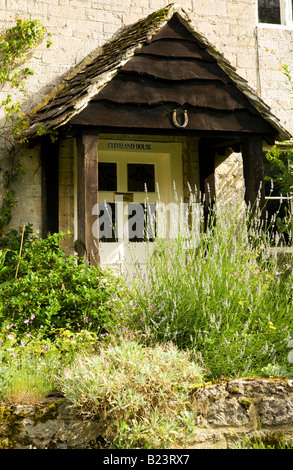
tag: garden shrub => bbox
[0,232,122,342]
[57,337,204,449]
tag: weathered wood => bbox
[76,130,100,265]
[41,137,59,237]
[241,135,266,212]
[121,56,231,82]
[96,75,257,112]
[137,39,214,60]
[182,139,199,202]
[199,141,216,205]
[199,141,216,229]
[71,102,275,135]
[150,15,199,42]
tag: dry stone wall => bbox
[191,377,293,448]
[1,378,293,449]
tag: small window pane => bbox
[98,162,117,191]
[258,0,281,24]
[127,164,155,192]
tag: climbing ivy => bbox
[0,18,51,239]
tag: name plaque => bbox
[107,140,153,152]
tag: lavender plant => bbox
[121,193,293,379]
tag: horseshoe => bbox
[172,109,189,128]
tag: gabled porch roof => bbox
[25,3,290,142]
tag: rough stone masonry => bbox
[1,378,293,448]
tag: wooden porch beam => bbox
[76,129,100,265]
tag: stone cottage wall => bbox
[9,146,43,234]
[0,0,292,236]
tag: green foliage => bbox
[0,327,106,403]
[233,432,293,449]
[0,18,51,136]
[0,223,33,252]
[259,362,292,378]
[282,64,293,99]
[0,232,121,339]
[118,199,293,379]
[0,18,51,86]
[0,18,51,237]
[0,346,60,403]
[265,144,293,197]
[0,249,8,276]
[57,338,204,449]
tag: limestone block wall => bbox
[0,0,292,237]
[214,151,246,208]
[10,146,43,234]
[257,25,293,133]
[191,377,293,448]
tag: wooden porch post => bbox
[241,136,266,214]
[76,128,100,265]
[199,141,216,227]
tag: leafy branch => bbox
[0,18,51,143]
[0,18,51,238]
[282,64,293,99]
[265,144,293,196]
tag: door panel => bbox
[96,139,183,271]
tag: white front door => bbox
[95,139,183,272]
